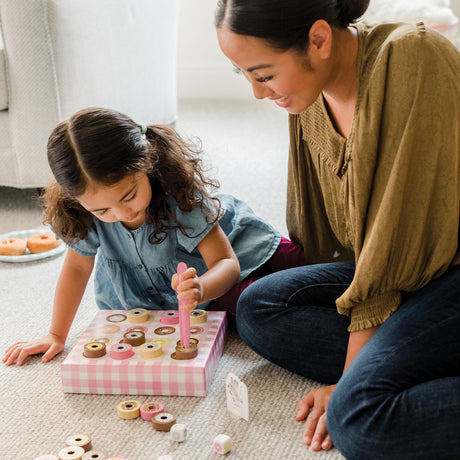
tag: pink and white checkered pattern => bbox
[61,310,227,397]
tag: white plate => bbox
[0,228,66,263]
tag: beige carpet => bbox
[0,99,345,460]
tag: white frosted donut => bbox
[26,232,61,254]
[0,237,26,255]
[66,434,92,452]
[58,446,85,460]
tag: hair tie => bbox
[140,124,147,135]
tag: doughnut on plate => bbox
[0,228,65,263]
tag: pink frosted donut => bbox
[0,237,26,255]
[27,233,61,254]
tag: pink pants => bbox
[208,237,307,329]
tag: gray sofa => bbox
[0,0,179,188]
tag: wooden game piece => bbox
[170,423,187,442]
[83,342,106,358]
[58,446,85,460]
[176,338,198,346]
[117,400,141,419]
[33,456,59,460]
[149,338,169,346]
[66,434,92,452]
[161,310,179,325]
[127,308,149,323]
[190,309,207,324]
[122,330,145,347]
[173,342,198,360]
[91,336,113,346]
[213,434,232,454]
[152,412,176,431]
[126,326,148,333]
[106,314,127,323]
[109,343,134,360]
[140,401,165,421]
[154,326,175,335]
[82,451,107,460]
[139,342,163,359]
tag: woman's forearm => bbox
[343,326,379,371]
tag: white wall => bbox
[176,0,252,99]
[176,0,460,100]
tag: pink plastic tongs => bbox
[177,262,190,348]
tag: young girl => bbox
[3,107,306,366]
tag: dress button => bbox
[138,264,143,269]
[147,286,153,291]
[127,234,132,239]
[159,300,165,306]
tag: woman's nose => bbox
[251,81,272,100]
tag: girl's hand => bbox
[171,266,203,311]
[2,333,65,366]
[296,384,336,451]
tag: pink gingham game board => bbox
[61,310,227,397]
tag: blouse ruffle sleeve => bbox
[337,25,460,331]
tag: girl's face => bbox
[217,27,331,114]
[77,172,152,230]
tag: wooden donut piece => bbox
[0,237,26,255]
[109,343,134,360]
[83,342,106,358]
[106,314,126,323]
[82,451,108,460]
[58,446,85,460]
[66,434,92,452]
[154,326,175,335]
[173,342,198,360]
[161,310,179,325]
[152,412,176,431]
[140,401,165,421]
[126,308,149,323]
[122,330,145,347]
[176,338,199,347]
[117,400,141,419]
[139,342,163,359]
[189,309,208,324]
[26,232,61,253]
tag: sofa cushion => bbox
[0,48,8,110]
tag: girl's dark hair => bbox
[215,0,370,51]
[43,107,220,244]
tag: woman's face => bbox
[217,27,331,114]
[77,172,152,230]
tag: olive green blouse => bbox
[287,22,460,332]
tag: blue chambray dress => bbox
[70,194,281,310]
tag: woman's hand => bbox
[171,266,203,311]
[296,384,336,451]
[3,333,66,366]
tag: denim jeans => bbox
[236,261,460,459]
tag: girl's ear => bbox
[308,20,332,60]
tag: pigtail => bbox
[41,179,93,244]
[143,125,221,243]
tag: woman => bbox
[215,1,460,458]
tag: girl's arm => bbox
[3,248,94,365]
[173,223,240,309]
